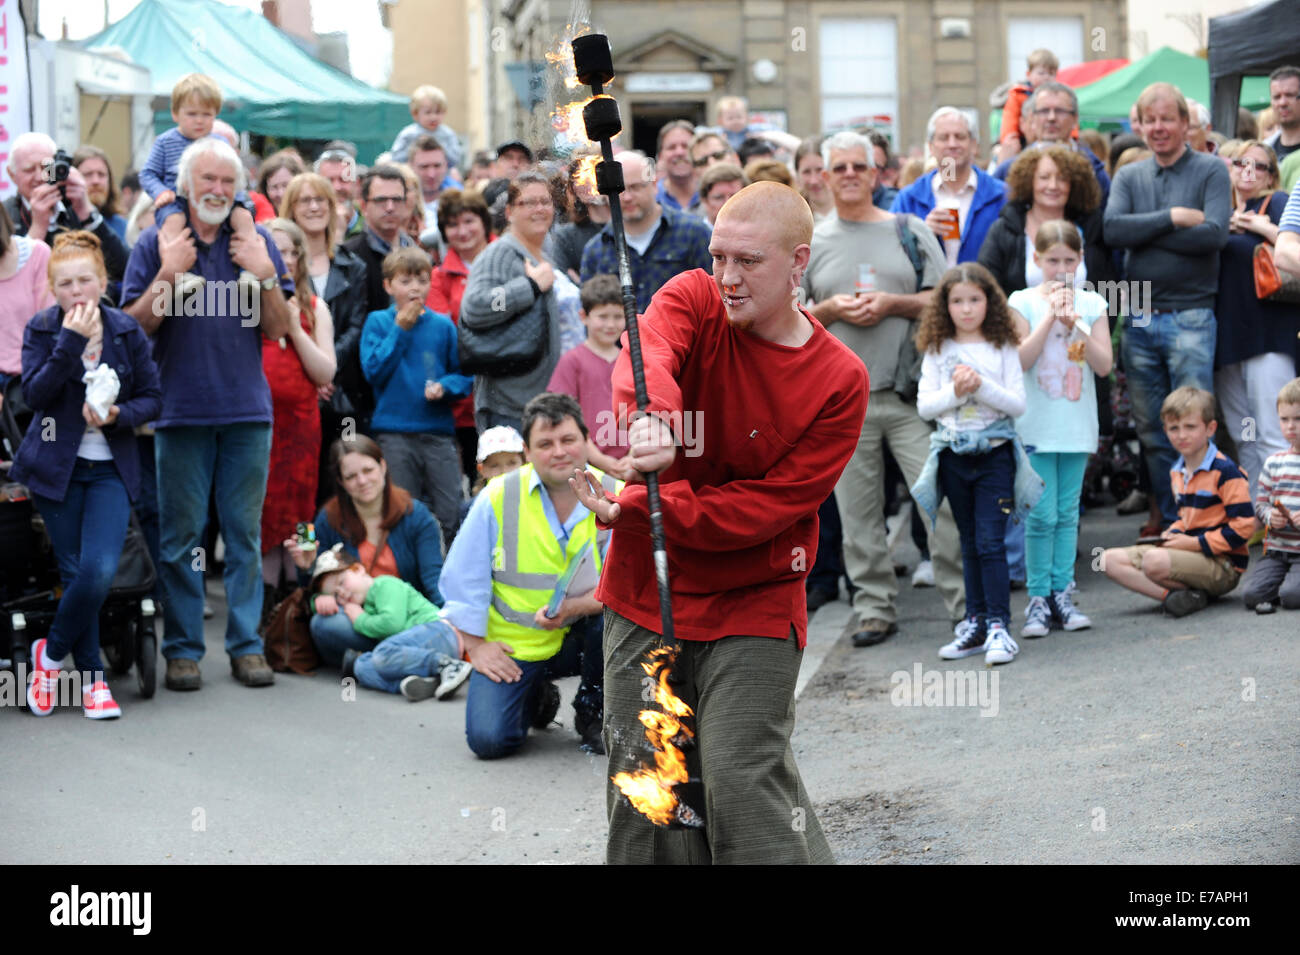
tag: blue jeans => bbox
[354,619,460,693]
[135,434,161,600]
[464,614,602,759]
[310,610,374,667]
[1122,309,1217,523]
[32,459,131,675]
[156,423,272,661]
[937,444,1014,624]
[1004,517,1026,583]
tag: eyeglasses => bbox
[368,195,406,207]
[512,197,552,209]
[1232,159,1273,174]
[829,161,871,176]
[295,195,329,208]
[692,150,729,168]
[1036,107,1077,117]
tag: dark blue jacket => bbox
[10,305,161,503]
[304,498,445,605]
[890,167,1007,265]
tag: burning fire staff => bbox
[571,181,868,863]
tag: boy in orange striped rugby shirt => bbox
[1103,387,1254,617]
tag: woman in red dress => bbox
[261,218,337,613]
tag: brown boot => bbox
[165,658,202,691]
[231,654,275,687]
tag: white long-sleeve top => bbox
[916,338,1026,434]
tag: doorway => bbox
[629,101,709,155]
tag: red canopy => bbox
[1057,58,1129,88]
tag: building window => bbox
[1006,17,1084,83]
[819,18,898,145]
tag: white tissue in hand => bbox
[82,365,121,422]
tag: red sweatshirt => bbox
[594,269,869,648]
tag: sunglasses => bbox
[692,150,729,168]
[1232,159,1273,174]
[829,161,873,176]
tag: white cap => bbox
[309,543,349,590]
[477,426,525,462]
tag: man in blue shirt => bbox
[580,151,713,312]
[890,107,1007,267]
[441,393,617,757]
[121,137,294,692]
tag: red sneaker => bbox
[82,681,121,720]
[26,638,58,717]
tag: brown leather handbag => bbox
[261,588,320,675]
[1251,192,1300,303]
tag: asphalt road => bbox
[2,506,1296,864]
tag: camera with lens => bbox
[42,149,75,192]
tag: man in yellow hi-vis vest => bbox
[442,394,622,757]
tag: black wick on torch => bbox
[571,33,678,656]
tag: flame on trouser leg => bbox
[610,645,703,828]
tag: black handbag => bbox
[457,235,550,377]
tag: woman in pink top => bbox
[0,203,55,415]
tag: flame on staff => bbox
[551,94,602,139]
[572,152,602,193]
[611,645,700,827]
[543,22,589,90]
[546,20,608,145]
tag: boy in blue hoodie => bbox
[361,246,472,544]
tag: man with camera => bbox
[4,132,129,295]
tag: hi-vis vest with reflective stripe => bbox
[487,464,621,662]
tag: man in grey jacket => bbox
[1103,82,1230,527]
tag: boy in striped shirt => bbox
[1242,378,1300,613]
[1103,387,1254,617]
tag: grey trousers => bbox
[375,431,461,544]
[837,389,965,624]
[603,609,835,864]
[1241,549,1300,609]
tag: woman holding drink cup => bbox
[9,231,161,718]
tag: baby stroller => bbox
[1,385,159,705]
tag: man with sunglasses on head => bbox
[315,141,365,240]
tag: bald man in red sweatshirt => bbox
[571,181,869,864]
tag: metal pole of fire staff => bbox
[570,33,677,651]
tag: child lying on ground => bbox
[311,545,472,701]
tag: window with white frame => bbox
[1007,18,1084,84]
[819,18,898,146]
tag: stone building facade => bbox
[390,0,1126,161]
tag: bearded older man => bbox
[121,137,294,692]
[572,181,867,864]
